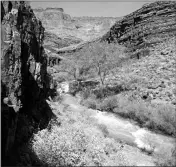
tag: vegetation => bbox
[80,88,176,137]
[85,42,122,86]
[56,49,92,82]
[57,42,125,87]
[55,39,176,138]
[32,104,129,166]
[154,147,176,166]
[46,36,176,166]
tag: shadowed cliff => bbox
[1,1,56,166]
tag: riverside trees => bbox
[57,42,124,89]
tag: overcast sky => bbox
[30,1,156,17]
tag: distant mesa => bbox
[33,7,44,12]
[34,7,64,13]
[45,7,64,12]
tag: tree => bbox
[85,42,121,87]
[56,51,91,83]
[56,42,124,92]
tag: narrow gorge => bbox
[1,1,176,166]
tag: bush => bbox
[80,87,176,137]
[52,94,63,102]
[155,147,176,166]
[113,95,176,137]
[151,104,176,136]
[80,87,92,100]
[99,96,118,112]
[32,114,129,166]
[81,97,98,110]
[93,87,116,99]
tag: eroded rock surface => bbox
[32,7,119,52]
[1,1,54,166]
[102,1,176,57]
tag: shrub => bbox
[113,94,176,137]
[93,86,117,99]
[81,97,98,110]
[80,87,92,100]
[151,104,176,136]
[99,96,118,112]
[155,147,176,166]
[52,94,63,102]
[80,87,176,137]
[32,115,128,166]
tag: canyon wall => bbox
[33,7,71,28]
[102,1,176,57]
[1,1,54,165]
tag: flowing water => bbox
[56,94,176,165]
[93,110,175,154]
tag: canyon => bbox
[1,1,176,166]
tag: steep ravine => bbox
[1,1,55,166]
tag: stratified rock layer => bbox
[33,7,71,28]
[1,1,54,166]
[102,1,176,57]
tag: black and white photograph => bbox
[1,0,176,166]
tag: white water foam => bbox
[131,129,154,151]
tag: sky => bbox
[30,0,157,17]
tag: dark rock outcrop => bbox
[102,1,176,58]
[1,1,55,166]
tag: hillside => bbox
[33,7,119,51]
[100,1,176,104]
[102,1,176,57]
[54,1,176,104]
[48,1,176,141]
[56,2,176,55]
[28,2,176,166]
[1,1,176,166]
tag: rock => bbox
[171,101,176,105]
[151,99,169,105]
[1,1,53,166]
[102,1,176,57]
[32,7,119,51]
[33,7,71,28]
[159,81,166,88]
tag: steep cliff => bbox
[54,1,176,104]
[33,7,71,28]
[1,1,54,166]
[100,1,176,104]
[32,7,119,51]
[102,1,176,57]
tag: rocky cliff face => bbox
[102,1,176,57]
[33,7,71,28]
[1,1,54,165]
[100,1,176,104]
[32,7,119,52]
